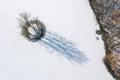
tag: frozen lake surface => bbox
[0,0,114,80]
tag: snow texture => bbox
[0,0,114,80]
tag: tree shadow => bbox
[39,31,88,64]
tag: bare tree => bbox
[18,12,46,42]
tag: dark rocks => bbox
[89,0,120,80]
[96,30,102,35]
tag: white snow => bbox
[0,0,114,80]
